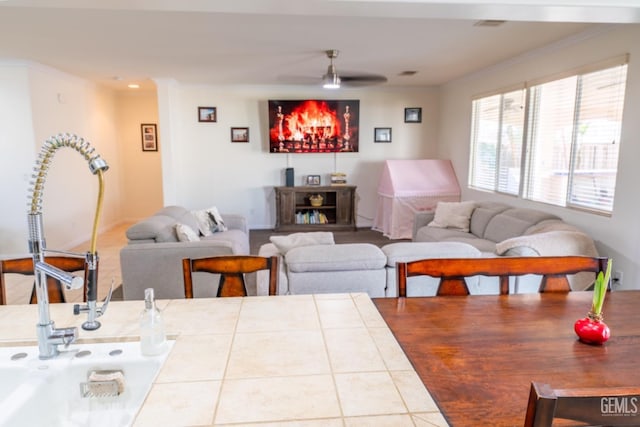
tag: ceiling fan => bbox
[280,49,387,89]
[321,49,387,89]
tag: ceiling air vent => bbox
[474,20,506,27]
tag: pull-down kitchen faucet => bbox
[27,133,112,359]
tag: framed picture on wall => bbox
[231,127,249,143]
[374,127,392,143]
[404,107,422,123]
[141,123,158,151]
[198,106,217,122]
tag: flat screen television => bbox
[268,99,359,153]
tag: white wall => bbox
[0,62,124,255]
[156,83,440,228]
[27,65,124,250]
[438,24,640,289]
[0,62,36,254]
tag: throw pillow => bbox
[192,209,214,236]
[207,206,228,232]
[427,201,476,232]
[270,231,335,254]
[175,223,200,242]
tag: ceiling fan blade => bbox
[277,75,322,85]
[340,73,388,87]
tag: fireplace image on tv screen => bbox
[268,99,359,153]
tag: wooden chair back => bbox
[0,256,87,305]
[524,381,640,426]
[182,255,278,298]
[396,256,609,297]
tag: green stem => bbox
[591,259,612,315]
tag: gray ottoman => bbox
[285,243,387,297]
[382,241,483,297]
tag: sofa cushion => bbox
[286,243,385,273]
[202,229,250,254]
[175,223,200,242]
[192,206,228,235]
[414,225,497,252]
[270,231,335,254]
[469,202,510,238]
[524,218,584,235]
[483,208,559,243]
[192,209,215,236]
[126,215,178,243]
[156,205,200,234]
[207,206,228,232]
[428,201,476,232]
[496,230,598,257]
[415,225,477,243]
[441,236,497,253]
[382,242,481,266]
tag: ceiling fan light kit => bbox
[323,50,341,89]
[323,71,341,89]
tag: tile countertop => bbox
[0,293,448,427]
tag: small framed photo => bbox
[230,127,249,143]
[404,107,422,123]
[306,175,321,186]
[198,106,217,122]
[374,127,392,143]
[140,123,158,151]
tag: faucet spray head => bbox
[89,156,109,175]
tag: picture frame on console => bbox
[198,106,217,122]
[141,123,158,152]
[306,175,321,186]
[404,107,422,123]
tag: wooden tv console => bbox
[274,185,357,231]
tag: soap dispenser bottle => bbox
[140,288,166,356]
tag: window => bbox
[469,58,628,215]
[469,89,525,195]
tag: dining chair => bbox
[182,255,278,298]
[396,256,609,297]
[0,256,87,305]
[524,381,640,427]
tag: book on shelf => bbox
[295,210,329,224]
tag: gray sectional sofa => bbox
[412,201,600,292]
[412,201,597,259]
[258,201,599,297]
[120,206,249,300]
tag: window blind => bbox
[525,64,627,212]
[469,90,524,195]
[469,57,628,215]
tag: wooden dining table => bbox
[373,290,640,427]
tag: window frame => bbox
[468,55,628,216]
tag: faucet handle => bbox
[35,261,84,290]
[98,279,115,317]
